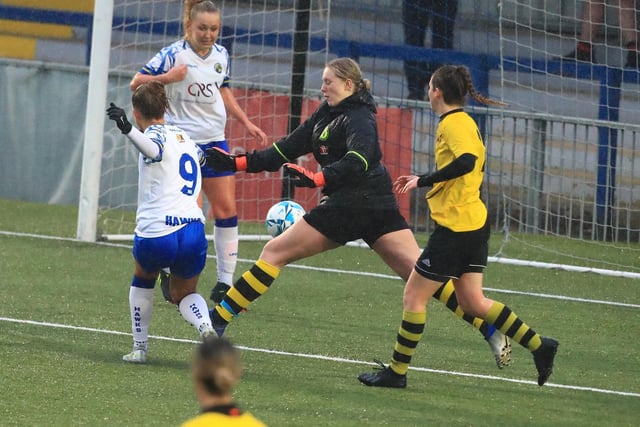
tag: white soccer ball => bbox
[265,200,306,237]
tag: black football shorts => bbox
[414,220,490,282]
[304,203,410,246]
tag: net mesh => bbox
[99,0,331,236]
[94,0,640,274]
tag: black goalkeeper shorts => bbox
[303,203,410,246]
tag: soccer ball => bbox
[265,200,306,237]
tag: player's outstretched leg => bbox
[123,276,155,364]
[209,258,280,337]
[484,301,558,386]
[433,280,512,368]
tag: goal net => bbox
[97,0,332,239]
[495,0,640,277]
[82,0,640,277]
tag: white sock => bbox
[129,287,154,351]
[178,293,213,337]
[214,224,238,285]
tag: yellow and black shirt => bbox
[181,404,266,427]
[425,109,487,232]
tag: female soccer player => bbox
[107,82,214,363]
[130,0,268,303]
[182,337,265,427]
[358,65,559,388]
[205,57,511,368]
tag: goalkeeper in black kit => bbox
[205,57,512,369]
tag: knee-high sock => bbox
[178,293,213,337]
[129,276,155,350]
[214,216,239,286]
[433,280,495,338]
[484,301,542,352]
[390,310,427,376]
[211,258,280,326]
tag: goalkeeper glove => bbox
[205,147,247,172]
[283,163,326,188]
[106,102,133,134]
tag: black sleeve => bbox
[244,145,290,172]
[244,106,325,173]
[417,153,477,187]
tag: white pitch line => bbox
[2,230,639,309]
[1,316,639,398]
[281,263,640,308]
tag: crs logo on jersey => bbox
[187,82,215,97]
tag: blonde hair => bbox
[431,65,506,107]
[327,57,371,92]
[183,0,220,39]
[193,337,242,396]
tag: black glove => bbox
[205,147,247,172]
[106,102,133,134]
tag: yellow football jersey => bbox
[181,411,266,427]
[426,109,487,232]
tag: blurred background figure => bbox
[182,337,266,427]
[403,0,459,100]
[563,0,639,68]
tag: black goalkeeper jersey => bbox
[243,89,398,209]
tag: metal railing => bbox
[407,105,640,243]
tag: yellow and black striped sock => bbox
[433,280,493,338]
[484,301,542,352]
[212,259,280,326]
[389,310,426,375]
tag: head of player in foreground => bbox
[182,337,265,427]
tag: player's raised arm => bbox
[129,65,188,91]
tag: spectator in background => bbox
[563,0,639,68]
[182,337,266,427]
[403,0,459,100]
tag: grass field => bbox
[1,199,639,426]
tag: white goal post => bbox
[76,0,114,242]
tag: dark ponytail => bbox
[431,65,506,107]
